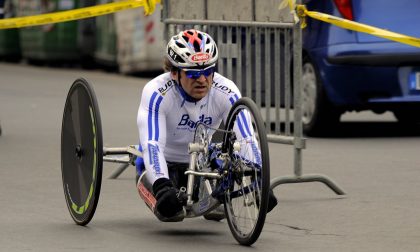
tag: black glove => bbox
[152,178,183,218]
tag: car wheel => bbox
[302,57,341,136]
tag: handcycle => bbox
[61,78,271,246]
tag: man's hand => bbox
[153,178,183,218]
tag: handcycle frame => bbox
[61,78,270,246]
[103,141,224,218]
[104,126,260,220]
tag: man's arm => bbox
[137,88,169,185]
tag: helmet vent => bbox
[175,41,185,48]
[212,47,217,57]
[193,41,201,52]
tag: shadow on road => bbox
[153,229,221,237]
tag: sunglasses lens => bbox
[185,67,214,79]
[186,71,201,79]
[203,68,215,76]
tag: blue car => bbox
[301,0,420,135]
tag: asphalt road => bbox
[1,62,420,251]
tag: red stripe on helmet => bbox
[183,29,203,50]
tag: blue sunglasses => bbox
[183,67,215,79]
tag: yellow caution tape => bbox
[0,0,161,30]
[279,1,420,48]
[143,0,159,15]
[296,5,420,48]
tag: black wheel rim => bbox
[61,78,103,225]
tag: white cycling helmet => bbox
[166,29,219,69]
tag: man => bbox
[136,29,277,219]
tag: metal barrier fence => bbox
[161,0,345,195]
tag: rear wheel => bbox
[222,97,270,246]
[61,78,103,225]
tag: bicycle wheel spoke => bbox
[241,178,257,223]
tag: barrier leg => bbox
[269,144,346,195]
[270,174,346,195]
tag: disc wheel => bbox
[61,78,103,225]
[222,97,270,246]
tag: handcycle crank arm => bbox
[184,170,221,179]
[188,142,206,153]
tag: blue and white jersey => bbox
[137,72,255,184]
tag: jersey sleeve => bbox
[137,85,169,184]
[221,79,242,123]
